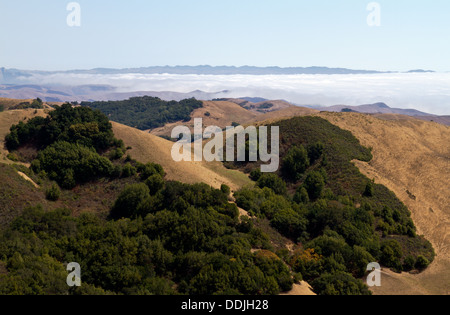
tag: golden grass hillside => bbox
[112,121,251,192]
[247,106,319,124]
[0,109,48,163]
[0,97,34,110]
[316,112,450,295]
[151,100,259,137]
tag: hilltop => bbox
[316,112,450,295]
[315,103,450,126]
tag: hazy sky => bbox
[1,0,450,71]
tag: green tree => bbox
[304,171,325,200]
[37,141,113,189]
[220,184,231,196]
[250,168,262,181]
[294,186,310,204]
[45,183,61,201]
[282,145,310,181]
[308,142,325,164]
[415,255,430,270]
[381,240,403,269]
[110,183,150,219]
[311,272,371,295]
[364,181,375,197]
[122,163,137,178]
[257,173,287,195]
[145,174,165,195]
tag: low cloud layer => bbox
[15,72,450,115]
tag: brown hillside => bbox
[151,100,258,137]
[0,97,34,110]
[223,98,294,114]
[112,121,251,191]
[0,107,251,192]
[247,106,319,125]
[0,109,48,163]
[316,112,450,295]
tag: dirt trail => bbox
[17,172,39,188]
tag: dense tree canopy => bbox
[234,116,435,295]
[0,176,295,295]
[6,103,116,152]
[81,96,203,130]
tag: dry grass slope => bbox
[112,121,251,192]
[0,109,48,163]
[316,112,450,295]
[151,100,259,137]
[0,98,34,110]
[247,106,319,125]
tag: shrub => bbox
[257,173,287,195]
[415,255,430,270]
[304,171,325,200]
[282,145,310,181]
[403,256,416,271]
[294,187,309,204]
[145,174,165,195]
[6,153,19,162]
[307,142,325,164]
[364,181,374,197]
[220,184,231,196]
[111,165,122,178]
[37,141,114,189]
[380,240,403,268]
[109,148,124,160]
[110,183,150,219]
[140,163,165,180]
[311,272,371,295]
[272,208,307,239]
[122,163,137,178]
[249,168,262,181]
[45,184,61,201]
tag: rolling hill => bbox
[112,120,252,192]
[316,103,450,126]
[150,100,259,137]
[315,112,450,295]
[0,97,448,295]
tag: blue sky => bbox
[1,0,449,71]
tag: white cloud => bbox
[16,72,450,115]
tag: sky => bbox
[1,0,450,71]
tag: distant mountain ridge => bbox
[0,66,390,83]
[315,102,433,116]
[315,102,450,126]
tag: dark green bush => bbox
[45,184,61,201]
[257,173,287,195]
[282,145,310,181]
[37,141,113,189]
[304,171,325,200]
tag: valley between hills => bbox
[0,97,448,295]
